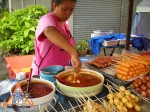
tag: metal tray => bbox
[67,96,150,112]
[130,88,150,104]
[128,74,150,104]
[84,62,132,86]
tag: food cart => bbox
[0,0,150,112]
[1,51,150,112]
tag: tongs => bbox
[24,68,32,98]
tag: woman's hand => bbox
[70,52,82,72]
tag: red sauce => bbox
[62,73,102,87]
[21,83,53,98]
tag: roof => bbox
[136,0,150,12]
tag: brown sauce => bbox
[62,73,102,87]
[21,83,53,98]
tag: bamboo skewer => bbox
[75,97,84,105]
[49,103,57,112]
[104,84,114,94]
[79,97,86,103]
[106,79,119,89]
[74,98,83,112]
[90,92,102,103]
[105,80,120,93]
[74,91,86,104]
[59,102,68,112]
[73,89,118,112]
[68,101,76,112]
[79,90,92,101]
[80,90,117,112]
[39,104,41,112]
[45,106,50,112]
[75,89,94,109]
[80,90,102,107]
[39,105,44,112]
[75,89,87,102]
[104,82,121,94]
[73,90,86,104]
[40,107,44,112]
[107,84,119,93]
[106,81,119,91]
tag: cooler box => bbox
[91,30,113,38]
[102,40,119,46]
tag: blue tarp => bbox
[131,34,148,51]
[90,33,148,55]
[90,33,126,55]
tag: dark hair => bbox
[51,0,76,11]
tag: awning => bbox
[136,0,150,12]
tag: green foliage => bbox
[0,5,48,55]
[75,39,89,52]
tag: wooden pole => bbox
[125,0,134,50]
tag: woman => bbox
[31,0,81,75]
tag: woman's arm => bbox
[44,26,81,69]
[44,26,75,55]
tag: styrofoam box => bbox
[91,33,101,37]
[102,40,119,46]
[93,30,113,35]
[118,39,126,45]
[91,30,113,38]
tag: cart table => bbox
[102,45,125,56]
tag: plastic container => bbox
[40,65,64,82]
[16,72,26,80]
[102,40,119,46]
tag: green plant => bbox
[0,5,48,55]
[75,39,89,52]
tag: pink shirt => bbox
[31,12,75,75]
